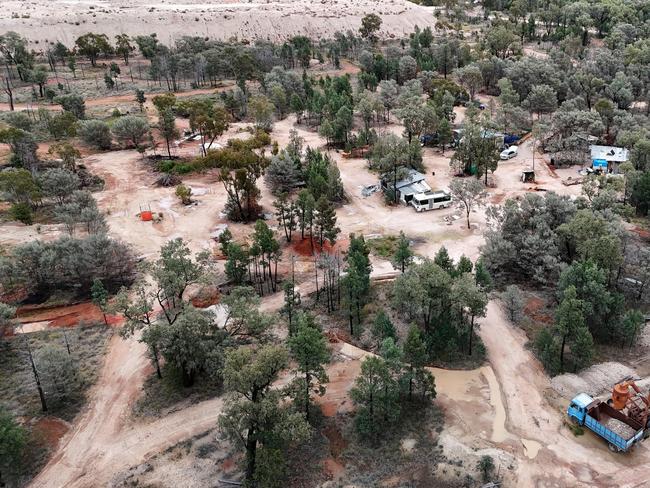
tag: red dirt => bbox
[523,296,553,324]
[33,417,70,450]
[291,236,350,257]
[490,193,506,204]
[323,457,346,479]
[320,401,338,417]
[221,456,236,472]
[631,226,650,241]
[0,286,29,303]
[322,423,348,458]
[16,302,122,328]
[321,417,348,479]
[544,161,560,179]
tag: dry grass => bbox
[0,323,112,420]
[337,404,449,487]
[132,367,222,419]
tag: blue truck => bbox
[568,393,646,452]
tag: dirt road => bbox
[30,333,226,488]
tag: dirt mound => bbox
[291,237,349,257]
[551,362,637,399]
[189,285,221,308]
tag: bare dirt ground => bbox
[0,83,236,113]
[15,109,650,487]
[0,0,438,46]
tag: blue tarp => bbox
[593,159,608,168]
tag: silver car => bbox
[500,146,518,160]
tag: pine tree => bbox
[225,243,249,285]
[295,190,315,243]
[314,196,340,249]
[555,285,585,373]
[372,310,396,342]
[456,255,473,275]
[288,313,329,420]
[91,278,109,324]
[434,246,454,273]
[402,324,427,401]
[474,258,493,292]
[392,231,413,273]
[274,193,296,243]
[281,280,301,335]
[350,356,400,440]
[343,234,372,331]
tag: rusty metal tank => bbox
[612,383,631,410]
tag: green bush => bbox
[9,203,33,224]
[158,160,176,173]
[430,79,469,104]
[173,164,193,174]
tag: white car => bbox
[500,146,518,160]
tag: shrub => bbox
[158,160,176,173]
[175,184,192,204]
[4,111,32,131]
[54,93,86,119]
[78,120,111,149]
[9,202,33,224]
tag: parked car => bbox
[500,146,518,160]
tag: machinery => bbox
[610,378,650,429]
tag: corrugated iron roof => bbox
[590,145,629,163]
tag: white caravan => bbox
[410,191,453,212]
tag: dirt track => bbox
[30,333,226,488]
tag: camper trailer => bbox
[410,191,452,212]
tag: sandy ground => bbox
[0,0,438,46]
[13,107,650,487]
[0,83,236,113]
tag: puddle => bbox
[428,362,508,444]
[428,367,484,402]
[521,438,542,459]
[426,364,511,443]
[481,366,509,443]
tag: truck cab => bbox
[567,393,593,424]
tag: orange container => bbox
[140,210,153,221]
[612,383,631,410]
